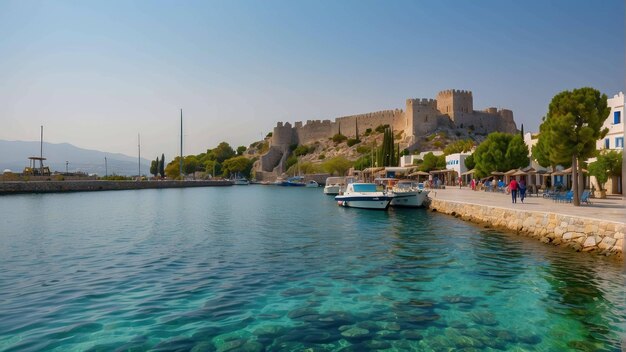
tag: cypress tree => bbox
[159,153,165,177]
[355,118,359,142]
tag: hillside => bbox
[0,140,151,176]
[248,125,486,177]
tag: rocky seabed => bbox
[428,198,624,258]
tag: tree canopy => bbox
[589,150,623,190]
[322,156,353,176]
[537,87,609,205]
[418,152,445,172]
[222,156,254,178]
[473,132,529,178]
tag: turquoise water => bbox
[0,186,624,351]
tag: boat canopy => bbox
[353,183,378,192]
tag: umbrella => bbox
[409,171,430,176]
[512,169,527,176]
[491,171,505,176]
[561,167,588,173]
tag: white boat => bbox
[305,180,319,188]
[233,178,249,185]
[335,183,392,210]
[324,177,344,195]
[389,180,430,207]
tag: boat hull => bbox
[390,190,429,207]
[324,185,341,195]
[335,195,392,210]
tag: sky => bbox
[0,0,624,161]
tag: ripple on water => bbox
[0,187,624,351]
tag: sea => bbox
[0,186,624,351]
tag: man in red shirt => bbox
[509,179,518,203]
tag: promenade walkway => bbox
[429,187,625,224]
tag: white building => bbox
[445,153,470,176]
[597,92,624,151]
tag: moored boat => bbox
[389,180,430,207]
[335,183,392,210]
[279,176,306,187]
[305,180,319,188]
[323,177,344,195]
[233,178,249,185]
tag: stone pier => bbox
[426,188,624,258]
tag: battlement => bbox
[407,98,437,107]
[437,89,473,98]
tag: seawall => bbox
[427,198,624,258]
[0,180,233,195]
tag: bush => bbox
[356,145,371,154]
[332,134,347,144]
[318,154,326,160]
[294,145,313,156]
[375,124,389,133]
[266,132,273,138]
[286,155,298,170]
[346,138,360,147]
[364,128,372,136]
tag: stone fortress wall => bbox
[259,89,519,179]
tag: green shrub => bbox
[375,124,389,133]
[356,145,371,154]
[294,145,312,156]
[286,155,298,169]
[346,138,360,147]
[332,134,347,144]
[364,128,372,136]
[318,154,326,160]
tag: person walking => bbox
[509,178,518,203]
[519,179,526,203]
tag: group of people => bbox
[465,177,527,203]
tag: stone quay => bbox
[426,188,624,258]
[0,180,233,195]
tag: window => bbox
[604,138,610,149]
[614,111,621,124]
[616,137,624,148]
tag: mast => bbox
[40,125,43,173]
[180,109,183,179]
[138,133,141,179]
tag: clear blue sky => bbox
[0,0,623,160]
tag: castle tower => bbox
[405,98,439,139]
[436,89,473,121]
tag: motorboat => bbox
[279,176,306,187]
[233,178,249,185]
[335,183,392,210]
[389,180,430,207]
[305,180,319,188]
[323,177,344,195]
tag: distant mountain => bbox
[0,140,151,176]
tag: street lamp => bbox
[66,161,68,174]
[104,157,108,177]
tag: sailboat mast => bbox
[40,125,44,173]
[138,133,141,179]
[180,109,183,179]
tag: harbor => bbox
[1,186,624,351]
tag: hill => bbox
[0,140,151,176]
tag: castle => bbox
[256,89,518,180]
